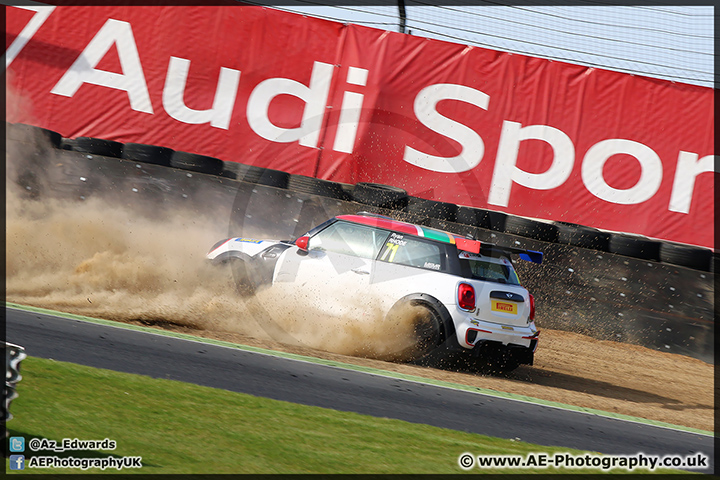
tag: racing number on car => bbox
[380,242,399,262]
[380,233,407,263]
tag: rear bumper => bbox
[455,317,539,350]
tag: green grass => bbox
[5,357,684,474]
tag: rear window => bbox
[466,258,520,285]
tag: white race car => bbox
[207,212,543,371]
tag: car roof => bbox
[336,214,481,253]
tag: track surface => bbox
[7,307,713,472]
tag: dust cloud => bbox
[6,128,421,361]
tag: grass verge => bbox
[5,356,684,474]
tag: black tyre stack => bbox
[122,143,174,167]
[351,182,409,211]
[555,222,611,251]
[287,174,349,201]
[170,151,224,176]
[9,123,713,272]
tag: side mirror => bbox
[295,236,309,251]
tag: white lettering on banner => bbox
[333,67,369,154]
[246,61,334,147]
[163,56,241,130]
[51,19,153,114]
[5,5,56,70]
[669,151,717,214]
[581,139,662,205]
[403,83,489,173]
[17,8,706,214]
[488,121,575,207]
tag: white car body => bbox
[207,213,543,370]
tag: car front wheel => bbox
[217,255,259,297]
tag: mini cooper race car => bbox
[207,212,543,371]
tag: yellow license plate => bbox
[491,300,517,314]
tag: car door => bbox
[274,221,389,317]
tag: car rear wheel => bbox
[386,299,443,362]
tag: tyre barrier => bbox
[485,210,508,233]
[609,234,662,262]
[287,174,350,201]
[234,163,290,189]
[659,242,714,272]
[8,123,713,272]
[555,222,611,252]
[456,206,500,232]
[504,216,559,243]
[7,122,62,148]
[65,136,124,158]
[4,342,26,424]
[407,197,458,222]
[351,182,409,210]
[170,151,224,176]
[122,143,174,167]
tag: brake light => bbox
[529,294,535,320]
[458,283,476,310]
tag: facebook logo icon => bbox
[10,455,25,470]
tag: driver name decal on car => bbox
[381,233,407,262]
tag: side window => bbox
[379,233,444,270]
[308,221,389,259]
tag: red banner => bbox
[6,5,715,248]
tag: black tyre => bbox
[218,169,237,179]
[456,206,485,228]
[287,174,349,200]
[236,164,290,189]
[352,182,408,210]
[216,255,259,297]
[122,143,174,167]
[71,137,124,158]
[609,234,661,261]
[407,197,458,222]
[60,138,76,150]
[219,160,243,179]
[7,123,62,148]
[485,210,507,232]
[556,222,611,251]
[659,242,712,271]
[456,206,507,231]
[504,216,559,243]
[170,151,224,176]
[385,299,443,362]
